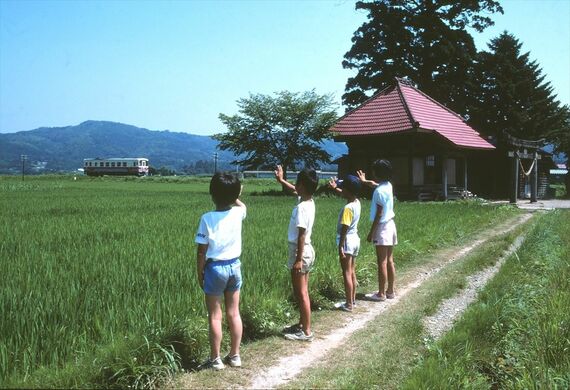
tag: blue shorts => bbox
[203,258,242,296]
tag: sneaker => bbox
[223,354,242,367]
[365,292,386,302]
[386,291,395,299]
[282,323,302,334]
[198,356,225,371]
[335,301,354,311]
[338,303,353,312]
[284,330,314,342]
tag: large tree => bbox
[215,90,338,175]
[470,31,567,141]
[342,0,502,114]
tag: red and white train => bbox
[83,158,149,176]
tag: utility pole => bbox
[213,152,218,173]
[20,154,28,181]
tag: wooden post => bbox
[510,151,519,204]
[530,152,538,203]
[463,156,468,192]
[408,135,414,199]
[441,155,448,200]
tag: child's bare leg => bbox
[376,246,389,297]
[351,258,357,304]
[205,294,223,359]
[291,270,311,334]
[340,255,354,308]
[224,289,242,357]
[386,247,395,294]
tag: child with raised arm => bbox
[328,175,362,312]
[195,172,246,370]
[275,165,318,341]
[357,159,397,302]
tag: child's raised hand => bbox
[357,170,366,182]
[328,177,337,189]
[274,165,284,182]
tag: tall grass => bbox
[402,210,570,389]
[0,175,517,387]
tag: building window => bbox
[426,155,435,167]
[123,162,127,167]
[105,162,110,167]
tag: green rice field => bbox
[0,175,519,387]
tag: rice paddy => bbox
[0,175,518,386]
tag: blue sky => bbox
[1,0,569,135]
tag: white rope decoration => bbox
[518,155,536,177]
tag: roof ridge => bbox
[399,80,470,125]
[394,78,419,128]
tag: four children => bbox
[195,161,396,369]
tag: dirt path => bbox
[246,212,534,389]
[173,212,534,389]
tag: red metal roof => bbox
[331,78,495,150]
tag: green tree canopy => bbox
[215,91,338,174]
[470,31,568,142]
[342,0,502,113]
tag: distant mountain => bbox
[0,120,347,173]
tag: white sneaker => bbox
[365,292,386,302]
[224,354,242,367]
[198,356,225,370]
[284,330,314,342]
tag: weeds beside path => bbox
[172,211,535,389]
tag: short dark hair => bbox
[340,174,361,196]
[372,159,392,182]
[296,168,319,195]
[209,172,241,207]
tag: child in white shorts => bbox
[358,159,397,302]
[328,174,362,312]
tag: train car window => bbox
[106,162,110,167]
[123,162,127,167]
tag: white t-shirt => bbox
[370,181,395,223]
[287,198,315,244]
[336,199,361,241]
[195,205,247,260]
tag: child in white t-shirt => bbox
[195,172,246,370]
[358,159,397,302]
[275,165,319,342]
[328,174,362,312]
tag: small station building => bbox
[330,78,555,201]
